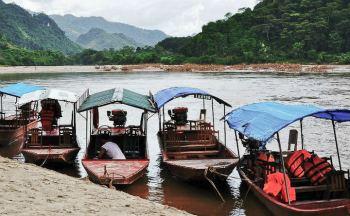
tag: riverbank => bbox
[0,63,349,74]
[0,156,190,216]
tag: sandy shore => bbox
[0,63,349,74]
[0,156,191,216]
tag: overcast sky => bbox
[4,0,258,36]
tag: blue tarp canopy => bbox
[224,102,350,143]
[0,83,45,98]
[153,87,231,109]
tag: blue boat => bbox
[224,102,350,215]
[152,87,238,184]
[0,83,45,158]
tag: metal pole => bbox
[0,94,3,119]
[211,98,215,130]
[332,120,342,170]
[158,111,162,131]
[202,98,205,109]
[277,133,291,205]
[162,107,165,131]
[85,111,88,149]
[300,120,304,149]
[144,111,149,158]
[234,130,241,159]
[224,105,227,147]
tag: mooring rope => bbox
[39,145,51,167]
[204,166,226,202]
[103,165,126,189]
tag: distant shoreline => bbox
[0,63,349,74]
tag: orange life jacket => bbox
[263,172,296,203]
[285,150,312,178]
[256,152,276,180]
[303,155,333,185]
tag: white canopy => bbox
[17,89,78,106]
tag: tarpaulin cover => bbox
[224,102,350,143]
[0,83,45,98]
[78,88,155,112]
[153,87,231,109]
[17,88,78,106]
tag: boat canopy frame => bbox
[152,87,232,147]
[0,83,45,120]
[224,102,350,204]
[77,88,156,148]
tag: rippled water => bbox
[1,71,350,216]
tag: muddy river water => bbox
[1,71,349,216]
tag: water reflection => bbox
[1,71,350,216]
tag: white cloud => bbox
[4,0,258,36]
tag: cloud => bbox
[4,0,257,36]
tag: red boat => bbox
[0,83,44,158]
[225,102,350,215]
[152,87,239,183]
[19,88,80,165]
[78,88,156,186]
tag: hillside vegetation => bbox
[76,28,141,51]
[51,14,168,47]
[0,0,81,55]
[2,0,350,66]
[158,0,350,64]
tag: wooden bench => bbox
[295,185,328,193]
[167,150,220,159]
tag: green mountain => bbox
[0,1,81,55]
[158,0,350,63]
[50,14,168,46]
[76,28,141,51]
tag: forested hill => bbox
[0,1,81,54]
[158,0,350,64]
[51,14,168,46]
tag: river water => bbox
[1,71,349,216]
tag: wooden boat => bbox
[152,87,239,183]
[0,83,44,158]
[224,102,350,215]
[77,88,156,186]
[20,88,80,165]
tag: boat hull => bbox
[21,148,80,165]
[238,167,350,215]
[158,133,238,182]
[82,159,149,185]
[164,158,238,182]
[0,121,37,158]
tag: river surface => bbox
[1,71,350,216]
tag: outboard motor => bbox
[168,107,188,125]
[107,109,127,127]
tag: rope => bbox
[39,145,51,167]
[204,167,225,202]
[103,165,126,189]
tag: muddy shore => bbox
[0,63,349,74]
[0,156,191,216]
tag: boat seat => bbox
[59,126,73,147]
[166,143,218,151]
[295,184,328,193]
[167,150,220,159]
[288,129,298,151]
[324,170,349,198]
[28,128,42,146]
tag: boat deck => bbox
[21,148,79,155]
[82,159,149,185]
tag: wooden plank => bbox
[166,158,239,170]
[295,185,327,193]
[166,143,217,150]
[167,150,219,157]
